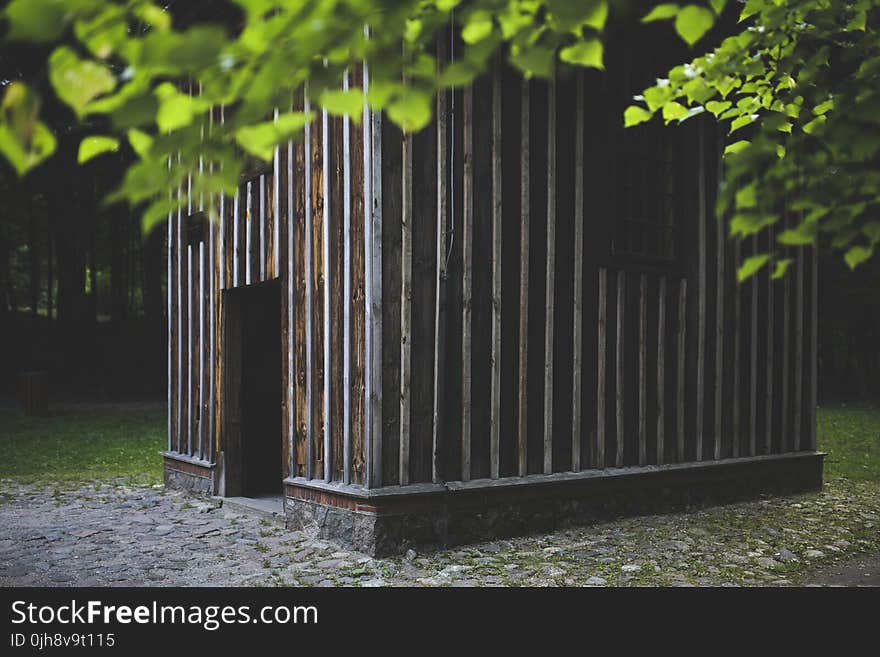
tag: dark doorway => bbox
[222,279,282,497]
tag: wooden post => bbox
[696,122,706,462]
[432,44,448,484]
[400,126,413,485]
[274,109,281,279]
[732,239,741,457]
[657,276,666,464]
[187,243,193,456]
[616,270,625,468]
[490,55,503,480]
[461,84,474,482]
[714,176,725,461]
[167,162,173,452]
[596,268,607,468]
[794,246,804,450]
[343,72,353,484]
[809,244,817,451]
[638,274,647,466]
[765,224,774,455]
[304,94,315,479]
[322,107,332,482]
[781,232,790,452]
[246,180,253,286]
[517,78,530,477]
[288,127,297,477]
[571,72,584,472]
[749,235,758,456]
[543,74,557,476]
[198,242,205,460]
[177,162,184,453]
[676,278,686,462]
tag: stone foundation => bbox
[284,452,825,556]
[162,453,215,496]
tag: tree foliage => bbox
[0,0,877,278]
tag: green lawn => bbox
[0,401,877,485]
[0,404,166,485]
[817,401,880,481]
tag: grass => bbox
[817,401,880,481]
[0,399,877,486]
[0,403,165,485]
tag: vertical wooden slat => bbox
[208,130,216,463]
[304,95,315,479]
[288,129,296,477]
[233,190,240,287]
[364,52,384,488]
[765,225,775,455]
[615,270,625,468]
[274,109,281,279]
[187,244,193,456]
[322,107,332,482]
[596,268,607,468]
[638,274,647,466]
[794,246,804,450]
[749,235,758,456]
[432,45,448,484]
[571,72,584,472]
[260,173,267,282]
[715,180,725,461]
[198,242,205,460]
[732,239,741,457]
[177,167,184,453]
[490,55,502,480]
[517,78,530,478]
[781,236,790,452]
[809,244,817,450]
[657,276,666,464]
[294,92,309,478]
[461,84,474,482]
[399,127,413,485]
[543,74,556,476]
[676,278,687,462]
[696,123,706,462]
[246,180,253,285]
[343,72,353,484]
[350,66,366,484]
[167,176,173,452]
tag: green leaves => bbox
[845,245,873,270]
[386,90,434,133]
[318,88,365,120]
[642,4,681,23]
[235,112,314,161]
[559,39,604,69]
[49,47,117,117]
[154,83,209,133]
[738,253,770,282]
[675,5,715,46]
[624,106,653,127]
[78,136,119,163]
[0,82,57,176]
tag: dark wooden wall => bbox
[167,57,818,494]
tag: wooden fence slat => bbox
[597,268,607,468]
[676,278,686,462]
[233,190,240,287]
[260,173,267,281]
[167,179,173,452]
[343,72,353,484]
[322,107,332,482]
[177,171,184,453]
[304,95,315,479]
[765,225,775,455]
[715,177,725,460]
[198,242,205,460]
[543,76,556,476]
[517,78,530,477]
[732,240,741,457]
[246,180,253,286]
[638,274,647,466]
[432,45,448,484]
[616,270,625,468]
[749,235,758,456]
[657,276,666,464]
[187,243,194,456]
[461,84,474,482]
[274,109,281,279]
[781,233,790,452]
[809,244,817,450]
[794,246,804,450]
[571,71,584,472]
[400,127,413,485]
[696,123,706,462]
[288,131,296,476]
[490,55,503,480]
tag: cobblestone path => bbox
[0,479,877,586]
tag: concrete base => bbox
[162,453,215,496]
[284,452,825,556]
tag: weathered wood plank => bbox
[321,108,332,482]
[657,276,666,464]
[638,274,647,466]
[167,183,174,452]
[616,270,625,468]
[794,246,804,450]
[177,172,184,453]
[732,239,741,457]
[329,111,345,483]
[676,278,687,462]
[809,243,817,451]
[187,244,194,456]
[749,235,758,456]
[304,95,315,479]
[461,84,474,482]
[696,123,706,462]
[294,92,309,478]
[274,108,281,279]
[490,55,503,480]
[781,228,790,452]
[198,242,205,460]
[399,126,413,485]
[714,174,725,461]
[288,128,296,477]
[543,75,556,476]
[342,72,353,484]
[246,180,253,286]
[432,46,448,484]
[233,190,241,287]
[765,224,774,455]
[517,78,530,478]
[571,71,584,472]
[260,174,267,282]
[597,267,607,468]
[364,54,384,488]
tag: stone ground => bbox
[0,478,877,587]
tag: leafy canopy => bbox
[0,0,877,278]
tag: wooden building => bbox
[163,37,823,554]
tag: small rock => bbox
[361,578,387,587]
[621,564,642,573]
[804,549,825,559]
[585,576,607,586]
[404,549,417,562]
[776,549,798,562]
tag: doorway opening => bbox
[222,278,282,498]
